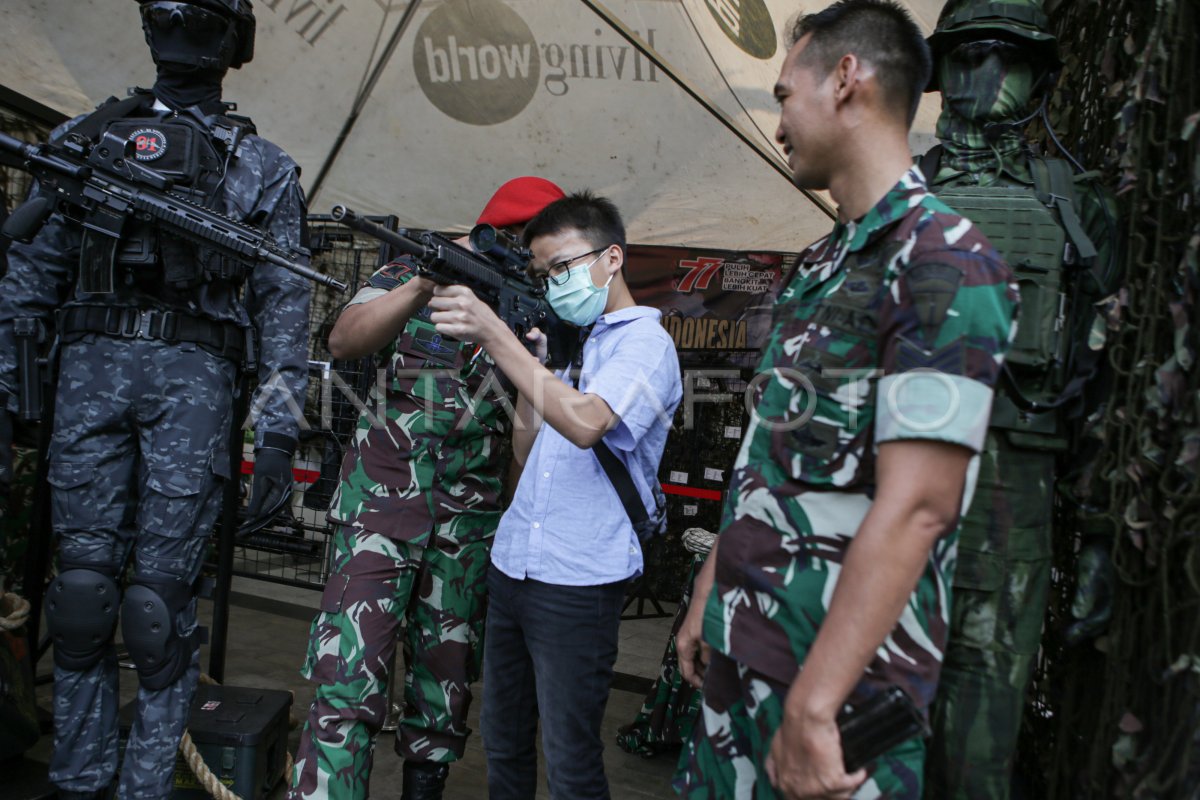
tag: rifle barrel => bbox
[0,131,91,181]
[330,205,428,262]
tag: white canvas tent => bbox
[1,0,946,252]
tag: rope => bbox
[0,592,31,631]
[178,672,295,800]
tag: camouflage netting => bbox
[1018,0,1200,796]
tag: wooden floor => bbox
[25,576,684,799]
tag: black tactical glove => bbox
[1065,538,1115,645]
[0,407,13,519]
[239,432,296,538]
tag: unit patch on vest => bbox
[106,120,202,182]
[128,127,168,162]
[411,326,460,368]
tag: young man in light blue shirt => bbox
[429,192,682,799]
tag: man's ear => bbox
[832,53,862,106]
[603,244,624,279]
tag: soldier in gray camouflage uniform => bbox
[0,2,311,798]
[287,176,564,800]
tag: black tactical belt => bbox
[58,305,245,364]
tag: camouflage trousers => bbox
[674,651,924,799]
[289,525,492,800]
[46,335,234,798]
[925,433,1054,799]
[617,554,705,757]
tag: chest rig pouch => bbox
[937,181,1068,375]
[930,155,1098,449]
[80,107,253,293]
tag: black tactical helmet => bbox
[927,0,1060,90]
[136,0,256,71]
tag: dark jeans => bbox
[481,568,627,800]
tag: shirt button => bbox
[543,472,550,478]
[532,522,541,529]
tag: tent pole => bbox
[307,0,424,204]
[576,0,836,220]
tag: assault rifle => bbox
[330,205,582,369]
[0,130,346,293]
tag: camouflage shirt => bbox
[327,261,510,546]
[702,167,1019,711]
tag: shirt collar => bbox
[594,305,660,331]
[797,167,930,276]
[842,166,930,254]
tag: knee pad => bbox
[44,568,120,671]
[120,579,197,691]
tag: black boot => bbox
[56,786,114,800]
[400,760,450,800]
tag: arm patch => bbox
[903,262,963,345]
[366,260,415,292]
[894,337,967,374]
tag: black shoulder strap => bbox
[1029,156,1098,263]
[71,92,155,142]
[218,111,257,136]
[594,440,649,525]
[918,145,944,185]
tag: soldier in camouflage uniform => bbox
[0,2,311,798]
[287,177,565,800]
[920,3,1120,797]
[673,3,1020,798]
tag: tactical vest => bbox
[921,148,1110,450]
[74,90,257,293]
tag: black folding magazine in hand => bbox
[837,685,930,773]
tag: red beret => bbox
[476,176,566,227]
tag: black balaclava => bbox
[152,64,227,113]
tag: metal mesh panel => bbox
[230,215,394,589]
[0,107,54,218]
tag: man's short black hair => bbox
[788,0,931,126]
[522,190,627,255]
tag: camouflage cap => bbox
[927,0,1060,90]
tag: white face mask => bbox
[545,249,612,326]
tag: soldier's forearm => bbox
[329,279,435,359]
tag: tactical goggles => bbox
[946,38,1026,65]
[140,1,232,46]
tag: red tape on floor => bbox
[661,483,722,501]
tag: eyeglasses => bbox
[540,246,609,286]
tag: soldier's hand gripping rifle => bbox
[330,205,582,369]
[0,130,347,293]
